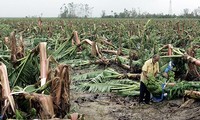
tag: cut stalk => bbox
[168,44,172,56]
[39,42,48,86]
[10,31,17,64]
[91,42,101,58]
[0,62,16,113]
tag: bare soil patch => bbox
[71,91,200,120]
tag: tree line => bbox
[101,7,200,18]
[59,3,200,18]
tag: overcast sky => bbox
[0,0,200,17]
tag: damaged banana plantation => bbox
[1,18,200,119]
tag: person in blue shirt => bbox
[162,61,174,78]
[151,60,174,102]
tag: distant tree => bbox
[114,12,119,18]
[68,2,76,18]
[193,7,200,17]
[130,8,137,18]
[124,8,130,18]
[84,4,93,18]
[60,5,68,18]
[77,4,84,17]
[59,2,93,18]
[183,8,189,16]
[118,12,125,18]
[181,8,196,18]
[101,10,106,18]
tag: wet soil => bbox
[71,65,200,120]
[71,91,200,120]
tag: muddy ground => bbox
[70,65,200,120]
[71,91,200,120]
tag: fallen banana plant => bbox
[52,32,129,61]
[73,68,140,83]
[8,51,40,88]
[165,81,200,99]
[184,90,200,100]
[63,56,142,72]
[73,68,140,96]
[76,79,140,96]
[72,70,104,82]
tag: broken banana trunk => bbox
[0,62,16,115]
[23,93,54,119]
[51,64,71,118]
[184,90,200,100]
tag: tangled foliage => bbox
[144,74,165,97]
